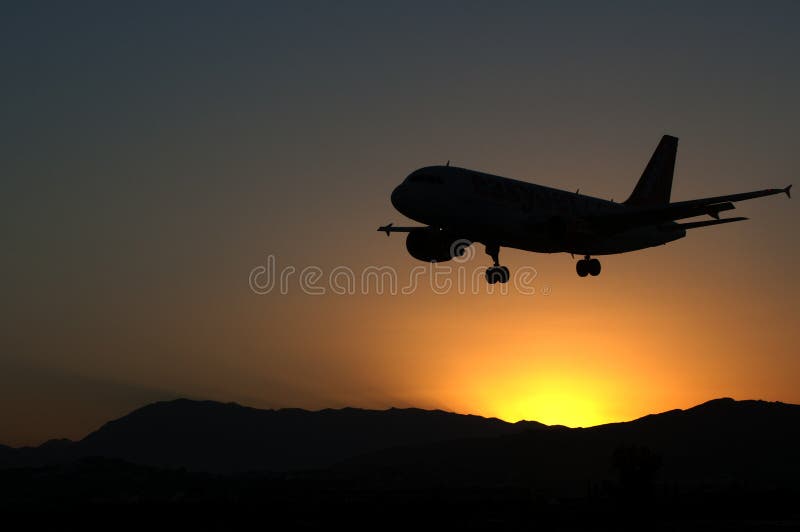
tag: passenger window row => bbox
[409,174,444,184]
[471,174,537,209]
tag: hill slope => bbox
[0,399,543,472]
[340,398,800,493]
[2,397,798,488]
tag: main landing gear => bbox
[484,244,510,284]
[576,255,601,277]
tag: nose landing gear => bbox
[576,255,601,277]
[484,244,510,284]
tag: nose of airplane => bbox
[391,184,406,212]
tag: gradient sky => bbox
[2,1,798,446]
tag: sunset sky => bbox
[2,1,798,446]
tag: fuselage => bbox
[390,165,686,255]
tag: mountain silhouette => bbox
[340,397,800,494]
[1,397,798,490]
[2,398,799,529]
[0,399,543,473]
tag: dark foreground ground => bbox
[2,458,798,531]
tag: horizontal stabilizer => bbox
[705,202,735,219]
[675,217,749,230]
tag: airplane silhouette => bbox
[379,135,791,282]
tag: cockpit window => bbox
[408,173,443,184]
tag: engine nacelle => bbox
[405,228,468,263]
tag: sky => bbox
[1,1,798,446]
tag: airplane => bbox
[378,135,791,283]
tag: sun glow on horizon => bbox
[454,371,620,428]
[413,326,651,428]
[491,389,608,427]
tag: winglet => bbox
[378,223,393,236]
[785,184,792,199]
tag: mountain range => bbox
[0,399,544,473]
[2,397,798,492]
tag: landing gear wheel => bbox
[576,260,589,277]
[484,244,509,284]
[485,266,510,284]
[499,266,510,283]
[588,258,601,276]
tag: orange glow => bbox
[465,369,613,427]
[268,251,800,431]
[5,169,798,446]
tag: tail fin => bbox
[624,135,678,207]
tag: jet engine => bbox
[405,228,468,263]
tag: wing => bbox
[582,185,791,234]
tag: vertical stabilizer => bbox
[624,135,678,207]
